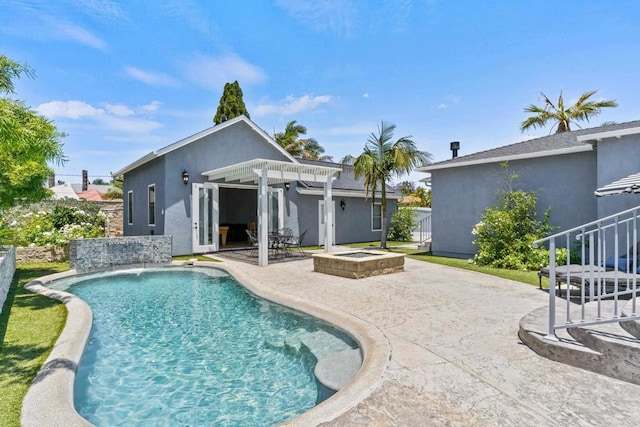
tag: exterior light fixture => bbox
[182,170,189,185]
[340,199,346,211]
[284,182,291,191]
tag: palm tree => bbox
[275,121,332,161]
[346,121,431,249]
[520,90,617,134]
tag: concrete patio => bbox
[217,256,640,426]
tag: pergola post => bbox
[324,177,333,252]
[258,166,269,266]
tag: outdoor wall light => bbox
[340,199,346,211]
[284,182,291,191]
[182,170,189,185]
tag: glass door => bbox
[192,183,218,253]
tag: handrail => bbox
[537,205,640,340]
[534,204,640,246]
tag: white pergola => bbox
[201,159,342,266]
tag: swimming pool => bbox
[48,267,358,426]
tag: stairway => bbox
[519,299,640,385]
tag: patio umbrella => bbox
[594,171,640,197]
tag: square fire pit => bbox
[312,251,405,279]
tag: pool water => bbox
[56,267,356,426]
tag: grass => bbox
[344,242,544,288]
[0,262,69,427]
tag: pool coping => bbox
[20,261,390,427]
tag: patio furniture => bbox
[246,229,258,257]
[283,229,308,256]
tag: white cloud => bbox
[105,103,135,116]
[362,93,369,98]
[36,100,162,134]
[37,100,105,119]
[70,0,126,19]
[277,0,357,36]
[437,104,447,109]
[183,53,266,90]
[125,66,180,87]
[138,101,163,114]
[48,20,108,50]
[254,95,332,117]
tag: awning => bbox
[595,171,640,197]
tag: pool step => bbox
[314,348,363,391]
[300,330,353,360]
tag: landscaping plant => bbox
[387,207,417,242]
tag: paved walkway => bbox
[216,256,640,426]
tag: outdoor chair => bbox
[246,229,258,257]
[283,229,308,256]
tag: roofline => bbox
[296,187,402,200]
[576,126,640,142]
[418,145,593,172]
[113,115,297,176]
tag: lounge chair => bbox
[246,229,258,257]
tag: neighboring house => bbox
[114,115,398,257]
[418,121,640,258]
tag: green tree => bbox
[520,90,617,134]
[103,174,123,199]
[92,178,107,185]
[0,54,66,210]
[274,120,331,161]
[346,121,430,249]
[213,80,250,124]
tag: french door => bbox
[192,182,218,253]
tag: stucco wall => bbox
[596,134,640,219]
[431,151,597,258]
[163,121,292,256]
[123,156,165,237]
[0,246,16,314]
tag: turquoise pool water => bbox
[53,267,356,426]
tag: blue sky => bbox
[2,0,639,185]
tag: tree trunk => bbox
[380,184,387,249]
[556,120,570,133]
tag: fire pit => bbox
[312,251,405,279]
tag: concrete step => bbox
[314,348,363,391]
[520,301,640,385]
[620,299,640,338]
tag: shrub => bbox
[472,164,555,271]
[0,199,106,247]
[387,207,417,241]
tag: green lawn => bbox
[345,240,416,248]
[0,262,69,427]
[172,254,221,262]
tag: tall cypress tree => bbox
[213,80,250,124]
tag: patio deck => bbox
[218,256,640,426]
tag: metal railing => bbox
[533,205,640,340]
[418,215,432,244]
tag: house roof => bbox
[49,183,79,200]
[420,120,640,171]
[595,171,640,197]
[296,159,400,199]
[76,188,105,201]
[113,115,298,177]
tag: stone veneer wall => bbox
[0,246,16,313]
[69,235,172,273]
[16,246,68,263]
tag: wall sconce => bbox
[182,170,189,185]
[284,182,291,191]
[340,199,346,211]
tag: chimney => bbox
[450,141,460,159]
[82,170,88,191]
[48,174,55,188]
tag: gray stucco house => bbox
[419,120,640,258]
[114,115,398,259]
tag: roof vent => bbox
[450,141,460,159]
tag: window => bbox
[127,191,133,225]
[148,184,155,226]
[372,203,382,231]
